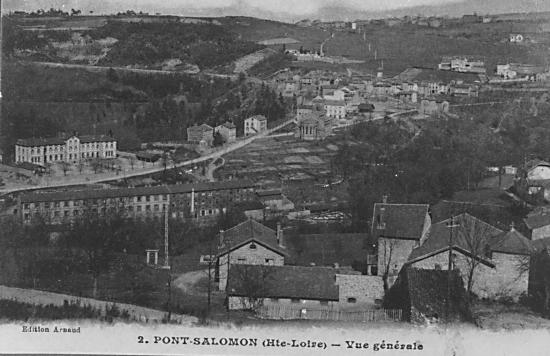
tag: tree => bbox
[213,131,225,147]
[452,214,499,304]
[229,264,274,310]
[62,212,123,298]
[60,161,70,176]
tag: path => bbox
[0,285,197,324]
[0,118,296,195]
[205,157,225,182]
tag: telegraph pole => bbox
[446,216,460,322]
[163,195,172,321]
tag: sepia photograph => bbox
[1,0,550,354]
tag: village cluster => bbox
[1,7,550,327]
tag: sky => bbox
[3,0,550,21]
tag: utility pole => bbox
[163,195,172,321]
[446,216,460,322]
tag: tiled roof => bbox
[324,100,346,106]
[490,228,532,255]
[188,124,213,133]
[247,115,267,122]
[19,180,255,203]
[407,213,504,263]
[524,159,550,172]
[227,264,339,301]
[372,203,430,240]
[532,236,550,252]
[286,233,374,267]
[218,219,287,256]
[16,135,114,147]
[218,122,236,129]
[395,67,482,84]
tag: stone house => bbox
[244,115,268,136]
[216,219,288,290]
[226,264,383,310]
[215,122,237,143]
[372,202,432,289]
[384,267,469,323]
[406,214,532,301]
[187,124,214,145]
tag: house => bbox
[358,103,375,113]
[216,219,288,290]
[372,201,431,289]
[187,124,214,145]
[439,56,486,74]
[215,122,237,143]
[406,214,532,301]
[15,134,117,166]
[295,111,331,141]
[525,212,550,240]
[384,267,469,323]
[226,264,383,310]
[244,115,268,136]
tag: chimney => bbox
[219,230,225,247]
[378,206,386,229]
[276,222,284,248]
[510,221,515,231]
[382,195,388,204]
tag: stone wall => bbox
[228,296,336,310]
[411,250,529,301]
[378,237,419,288]
[218,242,285,290]
[335,274,384,308]
[533,225,550,240]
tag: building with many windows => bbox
[15,135,117,166]
[17,180,256,225]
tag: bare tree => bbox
[91,159,102,174]
[60,161,71,176]
[454,214,498,303]
[379,238,398,292]
[230,264,274,310]
[77,160,85,174]
[129,156,136,171]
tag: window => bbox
[347,297,357,303]
[237,258,246,263]
[64,211,69,217]
[265,258,274,264]
[291,298,301,304]
[249,243,257,250]
[319,300,329,306]
[270,298,279,303]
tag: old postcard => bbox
[1,0,550,354]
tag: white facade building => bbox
[15,135,117,166]
[244,115,268,136]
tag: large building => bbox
[17,180,256,225]
[15,135,117,166]
[295,111,331,141]
[244,115,268,136]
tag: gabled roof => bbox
[372,203,430,240]
[324,100,346,106]
[188,124,213,132]
[227,264,339,301]
[246,115,267,122]
[407,213,504,263]
[286,233,373,267]
[217,121,236,130]
[490,228,532,255]
[217,219,287,257]
[16,135,114,147]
